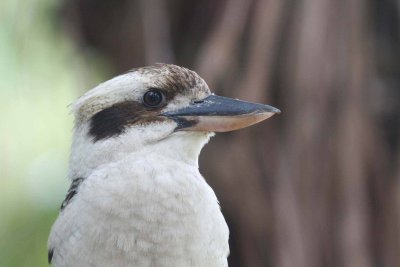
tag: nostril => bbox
[193,100,204,104]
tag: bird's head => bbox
[69,64,280,178]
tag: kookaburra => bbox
[48,64,280,267]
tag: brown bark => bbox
[61,0,400,266]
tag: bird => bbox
[48,63,280,267]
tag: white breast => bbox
[48,151,229,267]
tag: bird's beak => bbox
[162,95,280,132]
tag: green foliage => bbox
[0,0,106,266]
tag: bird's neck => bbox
[68,123,212,179]
[145,131,213,166]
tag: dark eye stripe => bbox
[88,100,167,142]
[89,101,143,141]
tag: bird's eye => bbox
[142,89,165,108]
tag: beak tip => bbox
[261,105,281,115]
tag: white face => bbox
[68,64,212,179]
[74,64,211,140]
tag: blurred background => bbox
[1,0,400,266]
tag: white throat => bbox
[68,121,213,179]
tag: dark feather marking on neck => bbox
[50,178,84,264]
[48,248,54,264]
[60,177,85,211]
